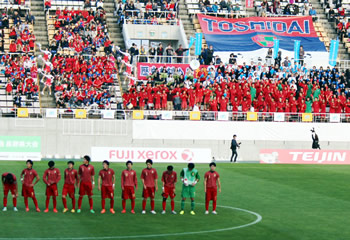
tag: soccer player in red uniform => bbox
[62,161,78,213]
[161,165,177,214]
[43,161,61,213]
[204,162,221,215]
[98,160,115,214]
[141,159,158,214]
[20,160,40,212]
[121,160,138,214]
[2,172,18,211]
[77,155,95,213]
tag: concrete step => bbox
[103,2,115,6]
[31,10,44,14]
[31,2,43,6]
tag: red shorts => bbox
[142,187,155,199]
[62,184,75,198]
[46,184,58,197]
[79,182,93,196]
[101,186,114,199]
[161,103,167,109]
[3,184,16,197]
[122,186,135,200]
[206,188,217,201]
[22,185,35,198]
[162,186,175,199]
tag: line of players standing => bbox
[2,156,221,215]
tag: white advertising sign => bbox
[102,110,115,119]
[274,112,285,122]
[329,114,340,123]
[91,147,212,163]
[46,109,57,118]
[161,111,173,120]
[217,112,229,121]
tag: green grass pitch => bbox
[0,161,349,240]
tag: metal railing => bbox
[339,60,350,70]
[124,9,177,19]
[197,10,247,18]
[134,54,198,65]
[123,18,178,25]
[2,108,350,123]
[0,0,30,9]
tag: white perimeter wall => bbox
[1,118,349,162]
[133,120,350,142]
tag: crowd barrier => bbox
[2,108,350,123]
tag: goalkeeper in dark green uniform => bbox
[179,163,200,215]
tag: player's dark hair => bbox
[67,161,74,165]
[103,160,110,166]
[5,174,14,184]
[84,155,91,162]
[126,160,133,166]
[167,165,173,171]
[188,163,195,170]
[26,159,33,166]
[233,134,237,137]
[146,159,153,165]
[48,161,55,168]
[209,162,216,167]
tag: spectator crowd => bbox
[0,7,37,53]
[122,59,350,118]
[115,0,180,26]
[48,7,113,55]
[41,53,118,109]
[2,53,39,107]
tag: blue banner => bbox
[188,36,195,49]
[329,39,339,67]
[294,40,301,62]
[273,39,279,59]
[187,36,196,56]
[195,33,203,56]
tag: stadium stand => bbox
[32,0,124,110]
[48,54,121,109]
[321,0,350,59]
[311,0,350,60]
[114,0,350,119]
[0,6,36,53]
[0,53,41,114]
[0,0,347,120]
[122,62,350,116]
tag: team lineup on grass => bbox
[2,156,221,215]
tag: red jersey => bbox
[21,168,38,187]
[64,168,78,185]
[2,172,17,184]
[121,169,137,187]
[161,171,177,188]
[43,168,61,185]
[99,168,115,186]
[204,171,220,189]
[141,168,158,188]
[78,164,95,183]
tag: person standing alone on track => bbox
[230,134,241,163]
